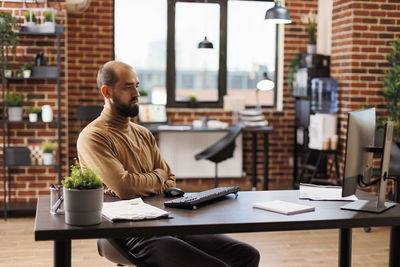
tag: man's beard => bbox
[113,95,139,118]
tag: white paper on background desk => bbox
[102,198,169,222]
[299,183,358,201]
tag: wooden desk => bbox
[35,191,400,267]
[146,125,273,190]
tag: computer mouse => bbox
[164,187,185,197]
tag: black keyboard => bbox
[164,186,240,209]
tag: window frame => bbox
[113,0,278,109]
[167,0,226,108]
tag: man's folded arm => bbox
[77,134,171,199]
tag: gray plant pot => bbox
[63,187,104,226]
[8,107,23,121]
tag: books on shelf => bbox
[102,198,169,222]
[252,200,315,215]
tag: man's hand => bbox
[104,187,117,197]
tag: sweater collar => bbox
[101,104,130,128]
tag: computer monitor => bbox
[138,104,168,124]
[341,108,396,213]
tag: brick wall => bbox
[331,0,400,193]
[2,0,398,204]
[0,2,68,204]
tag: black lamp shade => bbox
[198,36,214,49]
[265,0,291,24]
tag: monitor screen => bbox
[138,104,168,124]
[342,108,376,197]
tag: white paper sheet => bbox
[299,183,358,201]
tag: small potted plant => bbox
[23,10,37,32]
[41,10,56,33]
[301,11,317,54]
[27,106,41,122]
[42,140,56,165]
[4,89,25,121]
[62,159,104,226]
[138,89,149,103]
[3,62,12,78]
[20,63,32,78]
[189,94,198,107]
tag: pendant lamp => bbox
[265,0,291,24]
[198,36,214,49]
[257,72,275,92]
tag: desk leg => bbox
[263,133,269,190]
[252,133,257,191]
[54,240,71,267]
[339,228,351,267]
[389,226,400,267]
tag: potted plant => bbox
[62,159,104,226]
[42,140,55,165]
[382,38,400,142]
[301,11,317,54]
[24,10,36,28]
[27,106,41,122]
[189,94,198,107]
[41,10,56,33]
[4,89,25,121]
[138,89,149,103]
[0,12,19,80]
[19,63,32,78]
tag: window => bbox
[114,0,277,108]
[114,0,167,104]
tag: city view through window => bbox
[115,0,276,107]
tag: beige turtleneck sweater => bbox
[77,105,176,199]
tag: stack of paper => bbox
[299,183,358,201]
[102,198,169,222]
[253,200,315,215]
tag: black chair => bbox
[77,105,103,132]
[195,122,243,187]
[97,239,150,267]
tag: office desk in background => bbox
[35,191,400,267]
[146,125,273,190]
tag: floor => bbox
[0,217,391,267]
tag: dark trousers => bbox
[123,234,260,267]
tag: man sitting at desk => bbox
[77,60,260,267]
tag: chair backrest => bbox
[195,122,243,164]
[77,105,103,132]
[97,238,150,267]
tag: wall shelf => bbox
[1,27,63,220]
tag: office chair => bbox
[77,105,103,132]
[97,238,151,267]
[195,122,243,187]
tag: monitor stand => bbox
[341,199,396,213]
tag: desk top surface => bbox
[35,190,400,241]
[145,124,273,133]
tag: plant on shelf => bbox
[138,88,149,103]
[4,89,25,121]
[189,94,198,107]
[287,52,303,89]
[42,140,56,165]
[382,38,400,141]
[301,11,317,54]
[44,11,55,23]
[18,63,33,78]
[62,159,103,226]
[27,106,41,122]
[0,12,19,78]
[24,11,36,24]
